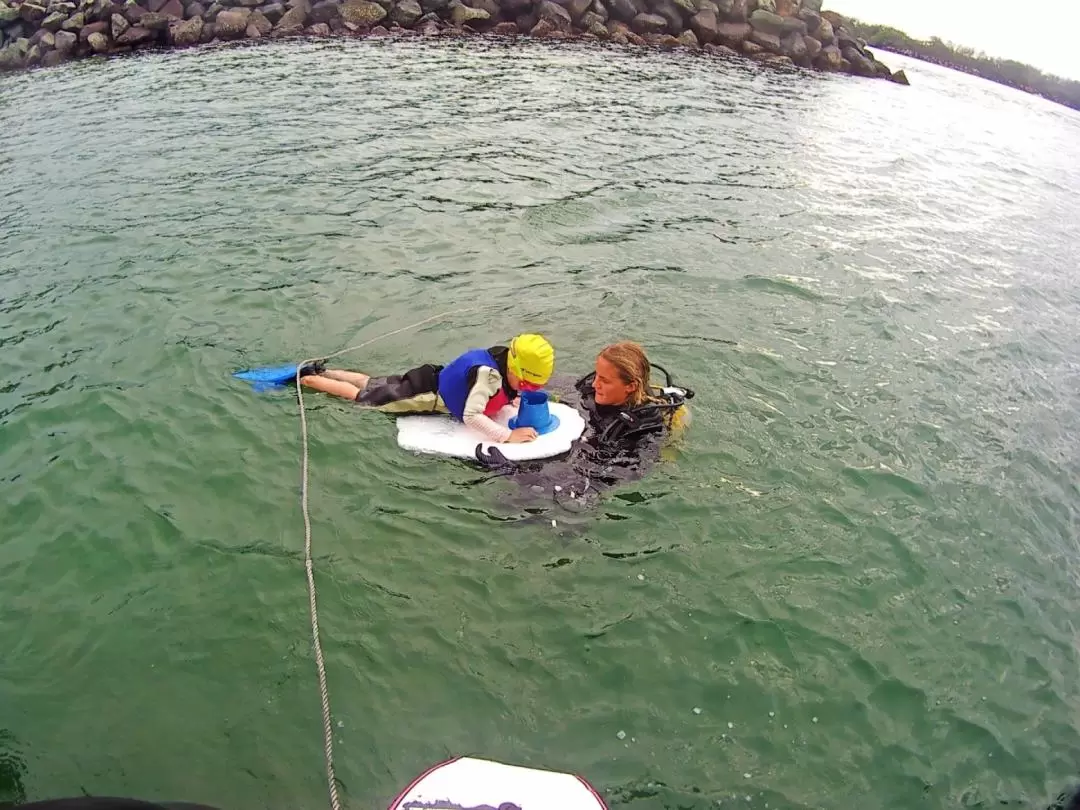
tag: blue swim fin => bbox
[233,363,301,391]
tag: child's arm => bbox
[462,366,514,442]
[462,367,538,443]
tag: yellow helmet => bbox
[508,333,555,387]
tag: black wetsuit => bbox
[476,370,690,507]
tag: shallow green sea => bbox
[2,41,1080,810]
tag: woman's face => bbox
[592,356,636,407]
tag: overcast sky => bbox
[832,0,1080,81]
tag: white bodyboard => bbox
[396,402,585,462]
[388,756,608,810]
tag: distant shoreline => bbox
[841,16,1080,112]
[0,0,909,85]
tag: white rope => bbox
[294,306,478,810]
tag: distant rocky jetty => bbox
[0,0,908,82]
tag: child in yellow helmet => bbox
[298,334,555,444]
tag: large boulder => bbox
[308,0,338,22]
[773,0,793,15]
[273,3,303,26]
[676,27,696,47]
[389,0,420,24]
[449,1,487,24]
[535,0,569,28]
[20,2,47,21]
[60,8,83,25]
[813,42,841,70]
[54,25,78,46]
[630,10,664,32]
[841,43,874,75]
[0,2,19,22]
[419,0,446,12]
[259,1,283,19]
[78,19,107,36]
[110,11,128,35]
[246,7,269,28]
[780,30,805,60]
[139,11,171,28]
[688,7,715,41]
[607,0,635,21]
[812,14,831,43]
[740,37,760,54]
[167,11,201,39]
[748,27,778,51]
[714,19,747,47]
[563,0,591,19]
[800,0,819,9]
[819,8,842,28]
[776,13,802,34]
[795,5,816,32]
[114,22,152,40]
[750,0,771,10]
[724,0,747,20]
[647,0,680,30]
[340,0,384,23]
[747,7,781,35]
[41,10,67,29]
[123,3,148,22]
[464,0,499,18]
[802,30,818,59]
[158,0,182,15]
[212,7,246,33]
[87,28,109,47]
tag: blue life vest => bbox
[438,348,503,421]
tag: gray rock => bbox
[77,15,105,32]
[740,37,760,54]
[38,28,56,44]
[19,2,47,21]
[418,0,446,12]
[339,0,384,23]
[87,28,108,47]
[0,2,19,22]
[158,0,182,14]
[689,7,715,41]
[562,0,591,19]
[751,0,771,10]
[139,11,170,27]
[590,0,606,19]
[748,28,777,50]
[491,18,516,33]
[795,5,817,32]
[25,42,42,63]
[676,26,696,46]
[607,0,635,21]
[307,0,337,21]
[813,42,840,69]
[449,0,486,22]
[114,21,152,39]
[813,14,831,43]
[777,14,803,35]
[198,17,213,37]
[714,19,747,47]
[273,3,304,26]
[167,11,201,39]
[259,1,283,20]
[800,0,819,10]
[41,10,67,29]
[61,9,85,25]
[842,44,875,76]
[649,0,681,32]
[54,26,77,47]
[579,9,601,27]
[703,41,736,56]
[42,46,67,64]
[630,10,664,32]
[780,30,805,60]
[535,0,568,28]
[389,0,420,24]
[246,6,269,28]
[204,0,223,17]
[802,30,819,59]
[467,0,499,18]
[890,68,909,85]
[212,7,246,33]
[122,3,148,22]
[185,0,205,14]
[110,11,128,35]
[747,7,781,35]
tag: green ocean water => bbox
[2,40,1080,810]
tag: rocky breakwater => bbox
[0,0,908,84]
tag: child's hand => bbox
[508,427,538,443]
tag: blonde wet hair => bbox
[598,341,653,408]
